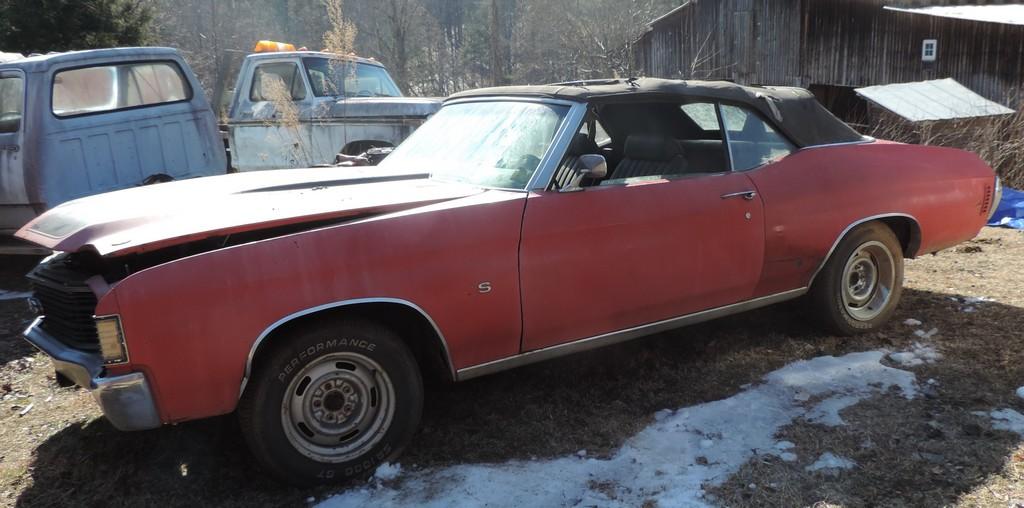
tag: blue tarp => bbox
[988,187,1024,230]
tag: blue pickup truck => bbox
[0,47,226,254]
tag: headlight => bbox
[95,316,128,364]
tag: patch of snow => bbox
[373,463,401,482]
[779,452,798,462]
[575,449,587,458]
[318,351,919,508]
[982,409,1024,437]
[805,452,856,472]
[950,296,993,313]
[0,290,31,301]
[654,409,673,422]
[913,328,939,340]
[1016,387,1024,400]
[888,343,942,367]
[805,394,863,426]
[774,441,795,450]
[903,318,922,326]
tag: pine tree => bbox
[0,0,153,54]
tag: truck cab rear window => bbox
[0,76,23,133]
[52,62,191,118]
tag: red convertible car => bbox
[17,78,1000,485]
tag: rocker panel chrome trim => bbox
[240,298,455,398]
[456,287,808,381]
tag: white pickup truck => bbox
[225,50,441,171]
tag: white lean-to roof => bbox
[855,78,1015,122]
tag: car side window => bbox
[680,102,719,132]
[579,119,611,146]
[720,104,794,171]
[250,62,307,102]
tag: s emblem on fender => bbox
[477,282,492,294]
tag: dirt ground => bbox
[0,228,1021,507]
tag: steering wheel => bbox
[357,90,373,97]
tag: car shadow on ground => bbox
[14,288,1024,507]
[0,256,41,366]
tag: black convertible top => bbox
[448,78,864,148]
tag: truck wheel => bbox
[238,319,423,486]
[808,222,904,336]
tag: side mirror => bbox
[577,154,608,179]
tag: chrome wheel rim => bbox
[841,240,895,322]
[281,352,395,463]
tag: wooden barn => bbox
[634,0,1024,123]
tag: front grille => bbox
[27,257,100,352]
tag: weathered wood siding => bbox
[639,0,1024,105]
[640,0,802,85]
[803,0,1024,105]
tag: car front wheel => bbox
[238,318,423,486]
[809,222,904,335]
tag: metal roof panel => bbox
[885,4,1024,25]
[855,78,1014,121]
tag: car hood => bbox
[328,97,442,118]
[16,167,481,257]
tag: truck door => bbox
[229,59,316,171]
[0,70,29,233]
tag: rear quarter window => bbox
[52,61,192,118]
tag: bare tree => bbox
[148,0,685,96]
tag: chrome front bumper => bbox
[23,317,161,431]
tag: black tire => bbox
[238,318,423,486]
[808,222,904,336]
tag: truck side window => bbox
[720,104,795,171]
[250,62,307,102]
[0,76,23,133]
[52,62,191,118]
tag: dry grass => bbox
[322,0,357,56]
[256,0,357,169]
[0,228,1021,506]
[258,74,315,169]
[868,110,1024,189]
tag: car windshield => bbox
[303,57,402,98]
[379,101,570,190]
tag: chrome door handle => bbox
[721,190,757,200]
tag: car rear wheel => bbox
[809,222,904,335]
[238,318,422,486]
